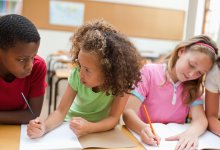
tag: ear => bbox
[177,48,185,57]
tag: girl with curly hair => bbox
[123,35,218,149]
[27,19,142,138]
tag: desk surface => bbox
[0,125,145,150]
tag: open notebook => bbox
[20,122,135,150]
[130,123,220,150]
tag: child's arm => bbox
[27,84,76,138]
[70,93,129,137]
[205,89,220,136]
[123,95,160,145]
[166,104,208,149]
[0,96,44,124]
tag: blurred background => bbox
[1,0,220,117]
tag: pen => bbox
[21,92,36,118]
[143,104,159,145]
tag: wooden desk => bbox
[0,125,145,150]
[0,125,20,150]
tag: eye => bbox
[188,62,195,68]
[18,59,25,62]
[85,68,90,72]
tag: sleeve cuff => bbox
[131,90,145,102]
[190,99,203,107]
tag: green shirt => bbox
[65,67,114,122]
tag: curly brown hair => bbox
[70,19,142,96]
[167,35,218,104]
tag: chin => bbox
[82,83,90,88]
[16,75,26,78]
[17,74,29,78]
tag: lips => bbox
[25,72,31,76]
[183,74,188,79]
[20,72,31,78]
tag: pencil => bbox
[143,104,158,145]
[21,92,36,118]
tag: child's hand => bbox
[165,132,198,150]
[69,117,90,137]
[140,125,160,146]
[27,117,45,139]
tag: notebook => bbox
[19,122,135,150]
[130,123,220,150]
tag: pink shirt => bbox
[132,63,202,124]
[0,55,47,111]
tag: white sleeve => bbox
[205,64,220,93]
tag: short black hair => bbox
[0,14,40,50]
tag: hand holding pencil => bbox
[141,105,160,146]
[27,117,46,139]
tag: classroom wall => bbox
[37,0,189,59]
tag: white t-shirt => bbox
[205,64,220,93]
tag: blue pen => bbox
[21,92,36,118]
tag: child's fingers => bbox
[27,124,43,138]
[69,120,81,131]
[176,138,198,150]
[175,138,188,150]
[183,140,195,150]
[140,128,158,146]
[70,119,81,125]
[69,123,81,137]
[29,119,42,130]
[155,135,161,145]
[165,134,179,141]
[190,140,198,150]
[27,118,45,138]
[34,117,41,124]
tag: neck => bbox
[4,74,16,82]
[92,86,101,93]
[167,68,178,83]
[0,63,15,82]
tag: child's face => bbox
[174,49,213,82]
[78,50,105,88]
[0,42,39,78]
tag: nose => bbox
[79,68,84,79]
[188,70,199,78]
[25,59,33,71]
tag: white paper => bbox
[130,123,220,150]
[19,122,82,150]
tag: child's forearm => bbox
[123,109,148,135]
[0,110,40,124]
[187,117,208,137]
[86,116,120,134]
[44,110,66,133]
[208,116,220,136]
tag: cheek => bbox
[176,58,188,70]
[175,60,182,72]
[4,59,17,70]
[95,73,105,83]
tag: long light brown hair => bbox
[166,35,218,103]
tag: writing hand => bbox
[140,125,160,146]
[27,117,45,139]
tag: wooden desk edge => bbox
[0,124,145,150]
